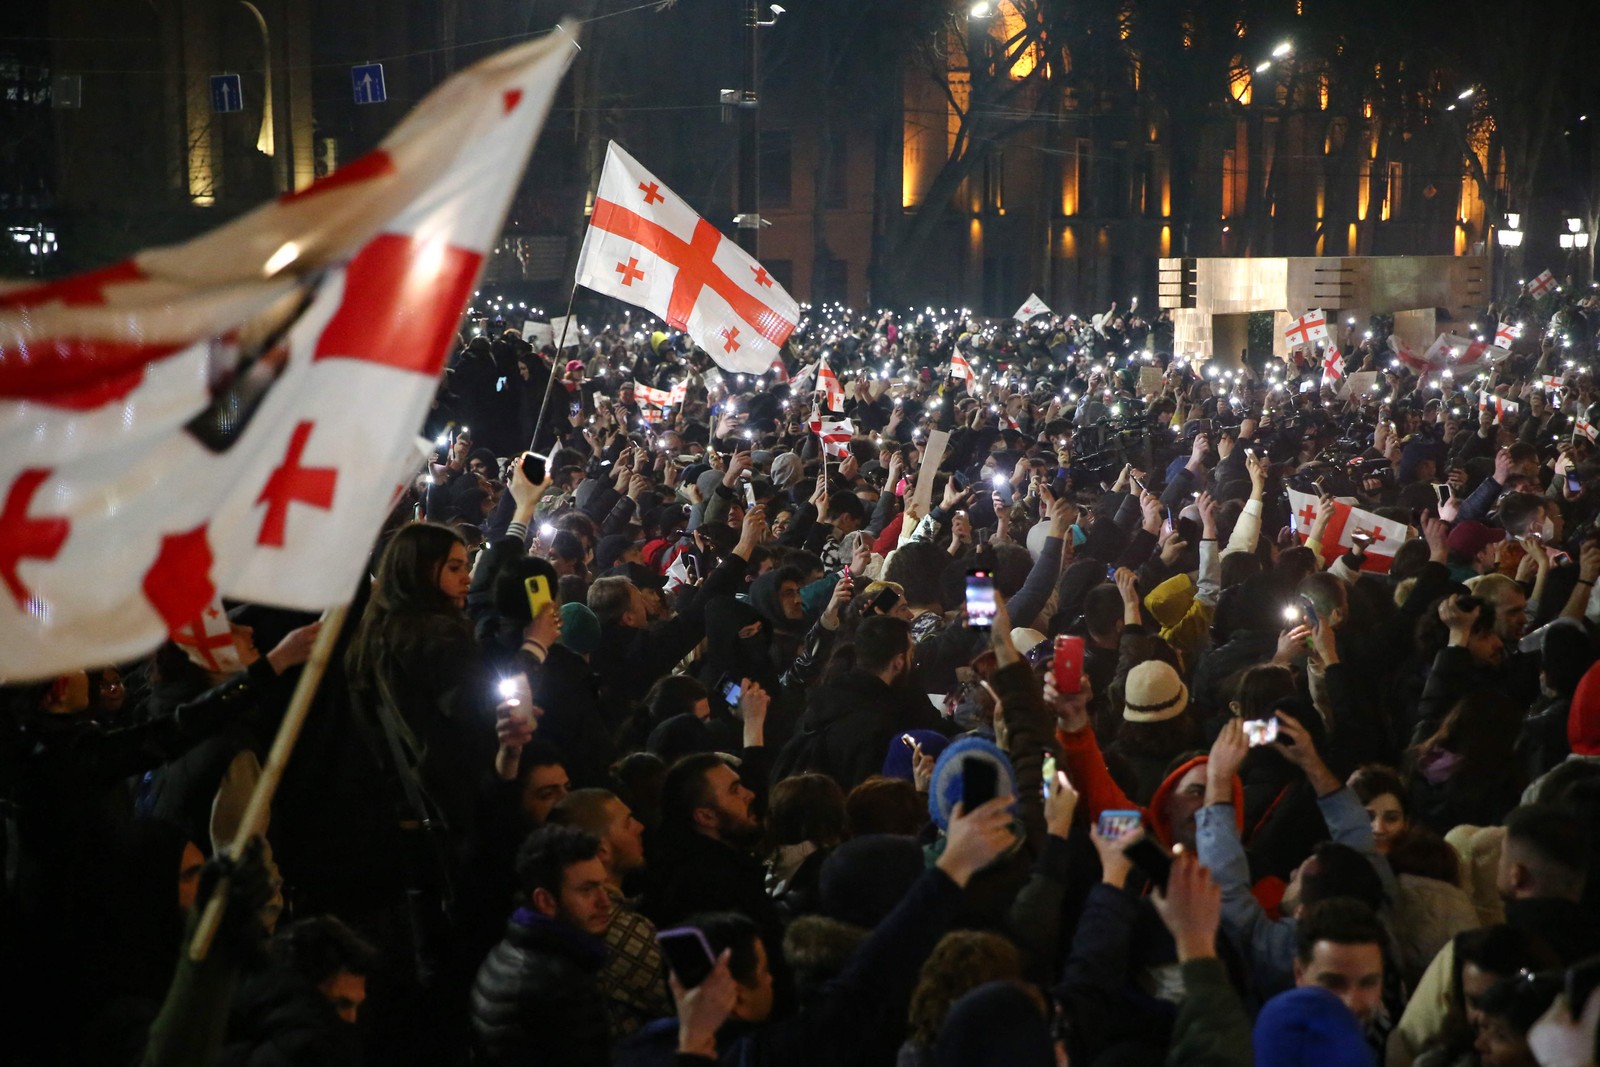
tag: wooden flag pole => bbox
[188,602,349,961]
[529,282,582,451]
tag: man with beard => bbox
[642,752,783,966]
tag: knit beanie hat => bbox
[934,981,1054,1067]
[881,728,951,781]
[927,736,1017,831]
[1122,660,1189,723]
[818,835,927,928]
[1253,986,1372,1067]
[557,602,601,656]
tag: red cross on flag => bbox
[1321,349,1346,383]
[1283,309,1330,349]
[1286,489,1409,574]
[949,351,976,382]
[816,357,844,413]
[1013,293,1052,322]
[1479,391,1521,423]
[668,379,688,406]
[1495,322,1518,349]
[1529,270,1558,298]
[171,600,245,674]
[809,414,854,458]
[575,142,798,375]
[0,29,574,680]
[1541,374,1566,393]
[1578,416,1598,443]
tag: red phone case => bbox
[1053,635,1085,695]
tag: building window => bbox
[983,150,1005,213]
[1221,149,1237,219]
[1384,161,1403,221]
[759,130,792,210]
[813,258,847,304]
[824,128,848,209]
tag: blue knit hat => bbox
[1253,987,1373,1067]
[882,729,951,781]
[927,736,1017,832]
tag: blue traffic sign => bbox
[210,73,242,114]
[351,63,387,105]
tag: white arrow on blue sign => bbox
[210,73,243,114]
[351,63,387,105]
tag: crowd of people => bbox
[13,278,1600,1067]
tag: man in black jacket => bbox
[777,615,942,790]
[470,825,615,1066]
[644,751,778,950]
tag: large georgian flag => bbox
[575,142,799,375]
[1286,489,1409,574]
[0,29,574,680]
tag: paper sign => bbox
[1339,371,1378,398]
[524,320,554,348]
[550,315,581,348]
[1138,366,1163,395]
[911,430,951,516]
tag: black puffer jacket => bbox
[221,963,362,1067]
[469,908,611,1067]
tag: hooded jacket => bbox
[780,670,946,791]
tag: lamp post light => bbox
[1496,216,1525,303]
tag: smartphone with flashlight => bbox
[1243,716,1281,747]
[964,569,998,631]
[520,451,547,485]
[524,575,553,619]
[869,586,902,615]
[961,756,999,811]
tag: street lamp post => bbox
[734,2,785,256]
[1496,213,1524,303]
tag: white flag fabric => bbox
[950,351,976,381]
[1284,309,1330,348]
[1495,322,1518,349]
[574,142,798,375]
[0,29,574,680]
[809,414,854,458]
[1321,349,1345,383]
[1014,293,1052,322]
[1529,270,1558,298]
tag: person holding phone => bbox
[1193,717,1397,1003]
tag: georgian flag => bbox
[1286,489,1408,574]
[809,414,854,458]
[1284,309,1330,349]
[1495,322,1518,349]
[949,351,976,381]
[1013,293,1052,322]
[1422,333,1495,370]
[816,357,844,412]
[1541,374,1566,393]
[575,142,799,374]
[171,599,245,674]
[1529,270,1558,298]
[1578,416,1598,443]
[1479,391,1521,422]
[1321,349,1346,383]
[0,29,574,680]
